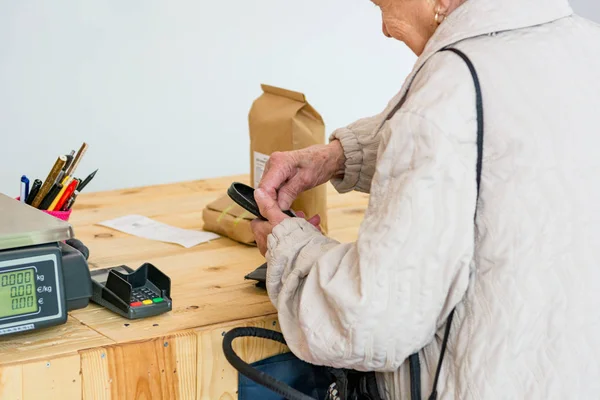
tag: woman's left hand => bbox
[251,189,321,256]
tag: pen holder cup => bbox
[43,209,72,222]
[15,197,72,222]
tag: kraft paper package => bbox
[249,84,328,233]
[202,194,256,245]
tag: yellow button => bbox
[142,300,153,305]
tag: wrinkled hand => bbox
[251,189,321,256]
[258,140,345,211]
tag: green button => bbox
[152,297,164,303]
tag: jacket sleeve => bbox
[266,109,477,371]
[328,112,386,194]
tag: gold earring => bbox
[434,6,446,24]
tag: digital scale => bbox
[0,194,174,338]
[0,194,92,337]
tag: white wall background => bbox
[570,0,600,20]
[0,1,414,197]
[1,1,598,197]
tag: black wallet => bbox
[244,262,267,288]
[227,182,296,220]
[227,182,295,290]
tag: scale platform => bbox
[0,194,74,251]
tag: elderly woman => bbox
[251,0,600,398]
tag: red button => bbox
[130,302,142,307]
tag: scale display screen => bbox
[0,268,38,318]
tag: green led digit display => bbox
[0,269,38,318]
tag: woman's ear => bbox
[433,0,452,24]
[435,0,466,19]
[434,0,451,13]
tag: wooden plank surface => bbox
[0,355,82,400]
[0,364,22,400]
[81,331,197,400]
[0,316,112,366]
[69,175,368,343]
[80,348,110,400]
[21,355,81,400]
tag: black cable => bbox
[222,327,316,400]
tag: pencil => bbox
[31,155,67,208]
[65,142,88,176]
[77,169,98,192]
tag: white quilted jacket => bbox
[264,0,600,398]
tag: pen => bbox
[77,169,98,192]
[25,179,42,205]
[20,176,30,203]
[62,198,73,211]
[65,142,88,176]
[31,155,67,208]
[53,179,78,211]
[39,183,63,210]
[63,190,79,211]
[63,150,76,172]
[49,176,72,211]
[56,170,65,185]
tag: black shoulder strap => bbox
[427,48,484,400]
[404,47,484,400]
[444,48,485,199]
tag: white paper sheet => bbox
[98,214,220,248]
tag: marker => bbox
[39,183,63,210]
[53,179,78,211]
[25,179,42,205]
[77,169,98,192]
[31,155,67,208]
[20,176,30,203]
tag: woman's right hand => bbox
[257,140,346,211]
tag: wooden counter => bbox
[0,175,368,400]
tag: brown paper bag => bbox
[249,84,328,233]
[202,194,256,245]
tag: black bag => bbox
[224,47,484,400]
